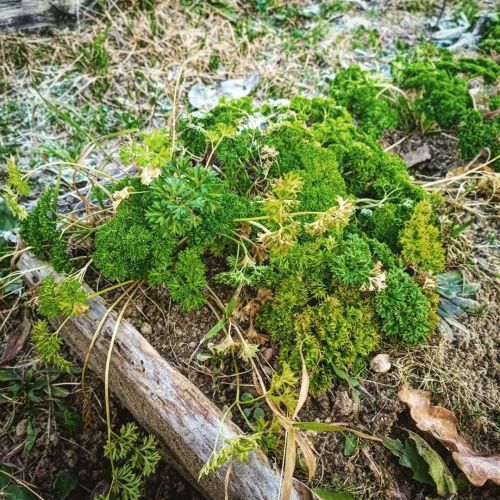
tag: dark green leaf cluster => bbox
[397,63,471,130]
[328,65,400,138]
[93,193,175,283]
[20,189,73,273]
[162,247,207,311]
[458,110,499,171]
[212,130,261,192]
[178,96,253,157]
[437,55,499,84]
[360,201,415,252]
[329,234,373,286]
[92,172,249,310]
[188,192,253,247]
[147,161,224,237]
[479,17,500,55]
[376,269,437,344]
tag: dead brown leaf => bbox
[246,325,269,345]
[0,318,31,365]
[399,386,500,486]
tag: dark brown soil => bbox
[0,304,200,499]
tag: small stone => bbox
[370,353,392,373]
[261,347,273,361]
[316,392,331,411]
[140,322,152,336]
[15,419,28,438]
[188,341,197,349]
[64,449,78,468]
[49,432,60,446]
[332,391,356,418]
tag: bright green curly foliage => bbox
[257,276,380,393]
[393,50,499,156]
[328,65,400,138]
[20,189,73,273]
[458,110,499,171]
[400,200,445,273]
[329,234,374,286]
[93,187,175,283]
[479,18,500,55]
[255,238,382,393]
[397,63,471,130]
[376,269,437,344]
[163,247,207,311]
[294,145,347,212]
[178,96,253,159]
[31,320,71,372]
[325,52,498,169]
[92,169,248,311]
[32,92,444,394]
[39,276,89,319]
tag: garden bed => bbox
[17,252,310,500]
[5,29,499,498]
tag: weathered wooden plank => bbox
[17,252,311,500]
[0,0,87,31]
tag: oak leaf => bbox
[399,386,500,486]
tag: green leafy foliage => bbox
[400,200,445,273]
[29,93,446,398]
[406,430,458,496]
[163,247,207,311]
[328,65,400,138]
[458,110,499,170]
[104,422,161,500]
[366,201,414,251]
[31,320,71,372]
[376,269,437,344]
[53,471,79,499]
[395,61,471,130]
[39,276,89,319]
[329,234,373,286]
[383,436,434,486]
[20,189,73,273]
[147,161,224,237]
[93,186,176,282]
[120,129,172,170]
[200,434,261,476]
[2,157,31,220]
[479,17,500,55]
[257,241,381,393]
[0,466,34,499]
